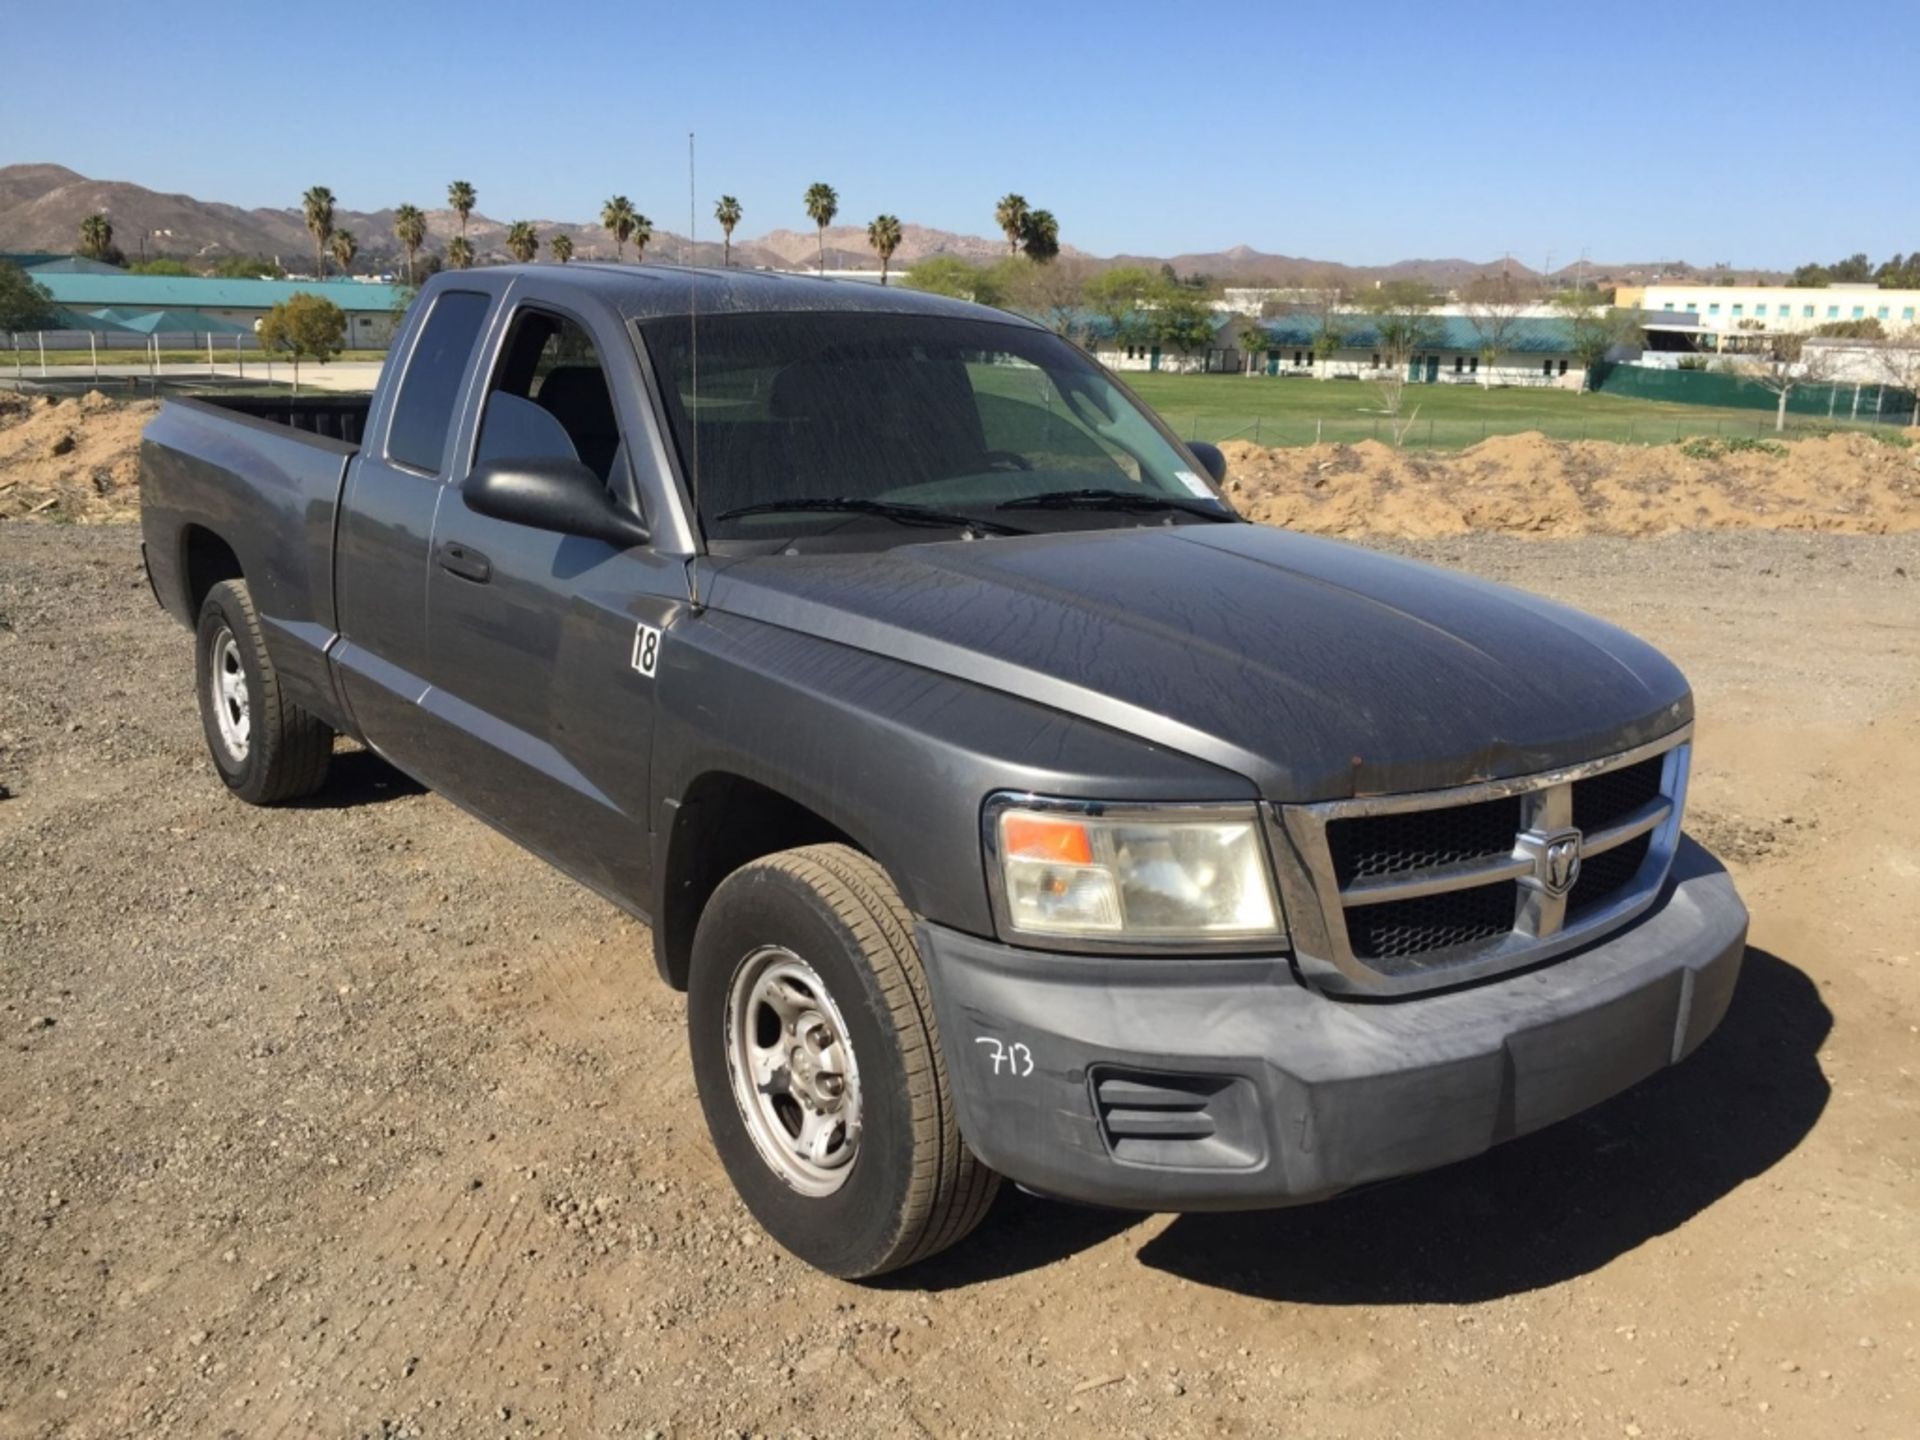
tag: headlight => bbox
[985,796,1286,949]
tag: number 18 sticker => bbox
[631,622,661,679]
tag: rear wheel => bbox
[194,580,332,805]
[688,844,999,1277]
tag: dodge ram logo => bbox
[1541,833,1583,897]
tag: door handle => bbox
[437,540,492,583]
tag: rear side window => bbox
[387,290,491,473]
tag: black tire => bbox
[688,844,999,1278]
[194,579,332,805]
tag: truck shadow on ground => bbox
[285,746,425,809]
[905,947,1829,1300]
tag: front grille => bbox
[1573,757,1663,833]
[1347,882,1519,963]
[1327,795,1523,887]
[1568,831,1652,916]
[1276,731,1690,988]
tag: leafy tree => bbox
[902,256,989,302]
[549,233,574,264]
[1553,292,1642,392]
[329,228,358,275]
[1310,324,1344,374]
[1813,316,1885,339]
[1877,324,1920,426]
[258,293,347,394]
[1237,317,1270,376]
[994,194,1029,257]
[631,213,653,263]
[302,185,335,278]
[1019,209,1060,263]
[1733,330,1843,432]
[1084,266,1158,347]
[1874,253,1920,289]
[78,213,114,261]
[1362,280,1441,368]
[129,258,193,276]
[448,235,475,270]
[1148,289,1217,368]
[866,214,903,285]
[999,257,1091,339]
[600,196,637,260]
[714,195,742,267]
[506,221,540,264]
[212,255,281,279]
[0,260,57,330]
[448,180,476,238]
[803,183,839,274]
[392,204,427,285]
[1460,270,1531,388]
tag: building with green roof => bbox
[26,270,410,345]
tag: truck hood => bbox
[700,524,1691,801]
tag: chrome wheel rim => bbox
[725,946,862,1196]
[209,627,250,761]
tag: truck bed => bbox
[187,392,373,447]
[140,394,370,730]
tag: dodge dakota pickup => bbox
[139,267,1749,1277]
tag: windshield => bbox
[637,311,1231,542]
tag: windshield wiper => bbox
[996,487,1238,521]
[714,497,1025,536]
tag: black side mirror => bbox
[1187,440,1228,484]
[462,458,650,548]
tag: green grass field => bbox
[1122,373,1898,450]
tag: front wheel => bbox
[688,844,999,1277]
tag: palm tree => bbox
[302,185,335,278]
[995,194,1029,257]
[867,214,903,286]
[392,204,427,285]
[448,180,476,240]
[1020,209,1060,263]
[803,182,838,275]
[631,213,653,263]
[78,213,114,261]
[600,196,637,261]
[550,233,574,264]
[506,221,539,264]
[448,235,475,270]
[329,228,358,275]
[714,195,742,267]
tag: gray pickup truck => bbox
[139,267,1749,1277]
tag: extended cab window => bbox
[387,290,490,473]
[474,309,626,488]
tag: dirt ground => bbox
[2,520,1915,1439]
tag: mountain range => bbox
[0,164,1750,288]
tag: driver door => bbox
[420,299,687,908]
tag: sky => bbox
[9,0,1918,271]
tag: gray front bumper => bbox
[918,837,1748,1211]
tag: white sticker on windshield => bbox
[1174,469,1214,498]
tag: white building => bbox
[1622,281,1920,341]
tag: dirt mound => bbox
[4,393,1918,535]
[1219,429,1920,537]
[0,391,157,522]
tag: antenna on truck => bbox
[687,131,700,523]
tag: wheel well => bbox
[182,526,243,616]
[659,773,857,990]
